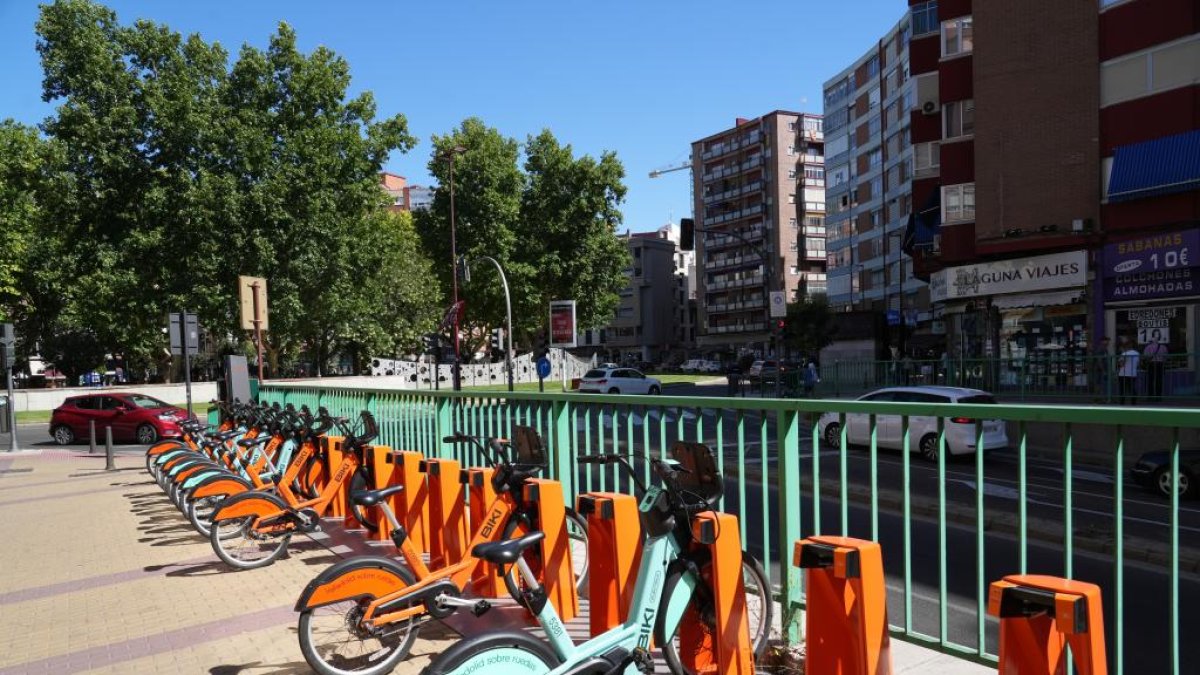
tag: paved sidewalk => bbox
[0,449,989,674]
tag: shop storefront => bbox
[931,251,1090,390]
[1098,229,1199,395]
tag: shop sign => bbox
[1102,229,1199,302]
[931,251,1087,302]
[1127,307,1175,345]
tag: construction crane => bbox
[648,160,694,220]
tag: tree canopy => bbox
[415,118,630,345]
[2,0,438,379]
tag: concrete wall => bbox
[9,382,218,412]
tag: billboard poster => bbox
[1102,229,1198,302]
[549,300,576,348]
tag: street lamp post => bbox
[462,256,515,392]
[446,145,467,390]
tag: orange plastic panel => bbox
[522,479,579,622]
[794,535,892,675]
[423,458,469,569]
[392,451,429,554]
[323,436,346,518]
[577,492,643,637]
[465,468,504,597]
[680,512,753,674]
[367,445,398,542]
[987,574,1107,675]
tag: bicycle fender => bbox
[653,552,710,648]
[211,490,289,522]
[181,468,228,490]
[420,632,561,674]
[190,474,253,500]
[167,458,217,479]
[295,556,411,612]
[147,439,186,458]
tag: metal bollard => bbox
[89,420,97,454]
[104,425,116,471]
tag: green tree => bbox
[0,121,49,321]
[26,0,432,378]
[415,120,629,347]
[782,293,837,357]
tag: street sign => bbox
[168,313,199,356]
[537,357,552,379]
[549,300,576,348]
[769,291,787,318]
[238,276,269,331]
[886,309,901,326]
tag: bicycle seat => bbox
[211,430,241,441]
[350,485,404,507]
[472,531,544,565]
[237,436,269,448]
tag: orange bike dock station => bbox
[794,535,892,675]
[988,575,1107,675]
[578,491,754,674]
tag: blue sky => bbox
[0,0,903,232]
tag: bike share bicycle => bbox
[293,427,589,675]
[421,441,772,675]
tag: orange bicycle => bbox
[293,427,589,675]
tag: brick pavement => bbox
[0,450,455,675]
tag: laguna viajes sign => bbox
[931,250,1088,302]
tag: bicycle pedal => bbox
[471,600,492,617]
[631,648,654,674]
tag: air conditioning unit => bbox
[922,100,940,115]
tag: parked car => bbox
[817,386,1009,461]
[680,359,704,373]
[748,360,780,379]
[49,393,190,446]
[697,360,723,373]
[1131,449,1198,499]
[578,368,662,395]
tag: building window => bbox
[803,117,823,133]
[941,16,973,57]
[787,145,796,156]
[943,99,975,138]
[912,1,939,36]
[868,148,883,168]
[914,142,939,173]
[942,183,976,223]
[788,168,797,179]
[788,194,796,204]
[788,121,797,131]
[789,217,798,227]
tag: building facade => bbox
[690,111,826,354]
[380,172,409,212]
[405,185,435,212]
[600,233,679,363]
[823,12,931,358]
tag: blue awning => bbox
[1107,129,1200,203]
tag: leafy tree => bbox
[782,292,837,357]
[0,121,48,322]
[24,0,432,378]
[415,120,629,348]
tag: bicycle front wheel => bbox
[658,549,773,674]
[423,633,559,675]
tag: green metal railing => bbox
[819,353,1199,403]
[258,382,1199,674]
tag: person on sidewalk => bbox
[1143,336,1167,402]
[1117,338,1140,405]
[802,359,820,398]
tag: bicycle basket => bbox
[668,441,723,509]
[511,425,547,467]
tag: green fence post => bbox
[776,408,802,644]
[551,399,574,499]
[434,395,453,459]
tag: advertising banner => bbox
[549,300,576,348]
[931,250,1087,302]
[1102,229,1198,302]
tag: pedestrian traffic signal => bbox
[534,329,549,360]
[422,333,441,355]
[490,327,504,352]
[680,218,695,251]
[774,319,786,335]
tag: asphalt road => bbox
[567,403,1197,674]
[2,422,146,452]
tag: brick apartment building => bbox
[690,111,826,355]
[890,0,1199,393]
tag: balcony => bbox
[700,130,763,161]
[705,298,766,313]
[705,321,767,334]
[702,179,763,206]
[704,203,765,226]
[703,226,766,252]
[704,252,763,272]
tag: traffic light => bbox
[421,333,441,355]
[490,327,504,353]
[774,319,786,336]
[534,330,549,360]
[680,217,695,251]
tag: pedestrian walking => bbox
[1117,339,1140,405]
[1143,337,1167,402]
[802,359,820,398]
[1091,337,1112,402]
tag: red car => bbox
[50,393,190,446]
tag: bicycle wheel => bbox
[423,632,560,675]
[209,515,291,570]
[298,565,421,675]
[658,549,773,674]
[349,467,380,532]
[501,507,590,605]
[187,493,233,538]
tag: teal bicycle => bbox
[421,441,771,675]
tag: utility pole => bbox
[464,256,515,392]
[2,323,17,452]
[446,145,467,391]
[251,282,264,382]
